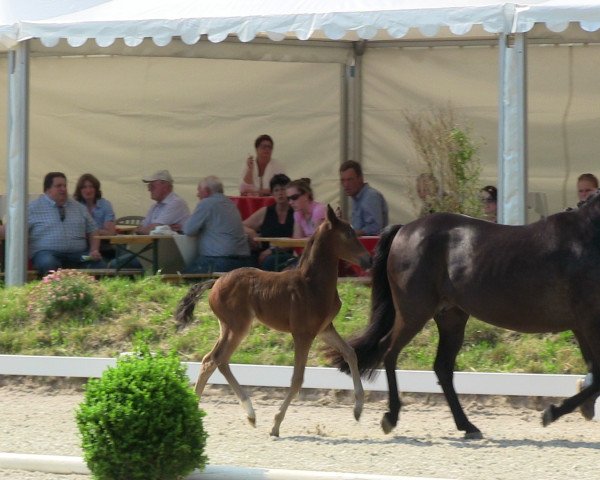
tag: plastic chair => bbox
[116,215,145,226]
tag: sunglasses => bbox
[58,205,66,221]
[287,193,303,201]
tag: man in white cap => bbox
[136,170,190,234]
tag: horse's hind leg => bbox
[196,323,256,426]
[270,334,313,437]
[319,324,364,421]
[543,328,600,426]
[381,320,426,434]
[434,308,482,439]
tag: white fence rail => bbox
[0,355,583,397]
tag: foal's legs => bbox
[543,328,600,426]
[270,334,313,437]
[195,321,256,426]
[433,308,482,439]
[319,324,364,421]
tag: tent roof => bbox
[2,1,600,50]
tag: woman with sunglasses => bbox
[286,178,326,238]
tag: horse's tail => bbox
[174,279,217,331]
[326,223,403,378]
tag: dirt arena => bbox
[1,379,599,480]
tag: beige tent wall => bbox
[1,41,599,227]
[0,55,342,219]
[362,43,600,224]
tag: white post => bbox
[498,32,527,225]
[6,41,30,286]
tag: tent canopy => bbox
[1,0,600,49]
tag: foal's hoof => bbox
[464,430,484,440]
[542,405,557,427]
[247,415,256,427]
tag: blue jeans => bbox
[32,250,107,276]
[183,255,254,274]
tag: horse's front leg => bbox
[434,309,482,439]
[270,334,313,437]
[319,324,364,421]
[543,329,600,426]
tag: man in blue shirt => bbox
[339,160,388,236]
[29,172,105,275]
[183,175,253,274]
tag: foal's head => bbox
[316,205,372,269]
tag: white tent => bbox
[3,1,600,284]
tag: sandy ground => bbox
[0,379,600,480]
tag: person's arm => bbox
[240,155,258,195]
[359,193,387,235]
[98,199,117,235]
[87,230,102,260]
[243,207,267,233]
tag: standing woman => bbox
[240,134,285,196]
[74,174,117,235]
[286,178,326,238]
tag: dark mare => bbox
[175,205,371,437]
[329,192,600,439]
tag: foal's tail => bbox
[174,280,217,331]
[326,224,402,378]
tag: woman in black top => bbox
[243,174,294,271]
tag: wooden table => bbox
[254,237,308,249]
[255,236,380,276]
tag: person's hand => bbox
[89,249,102,261]
[246,155,254,169]
[170,223,181,232]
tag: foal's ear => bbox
[327,204,338,224]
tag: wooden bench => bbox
[159,272,224,283]
[79,268,146,278]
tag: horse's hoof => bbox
[381,415,395,434]
[269,428,280,437]
[353,404,363,421]
[247,415,256,427]
[464,430,484,440]
[542,405,556,427]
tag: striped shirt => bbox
[28,195,97,257]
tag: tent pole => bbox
[6,41,30,286]
[498,33,528,225]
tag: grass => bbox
[0,275,587,374]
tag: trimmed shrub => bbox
[76,344,208,480]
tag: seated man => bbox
[137,169,190,234]
[339,160,388,235]
[183,175,253,274]
[29,171,105,276]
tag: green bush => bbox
[76,343,208,480]
[28,269,99,319]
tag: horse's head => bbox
[321,205,372,270]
